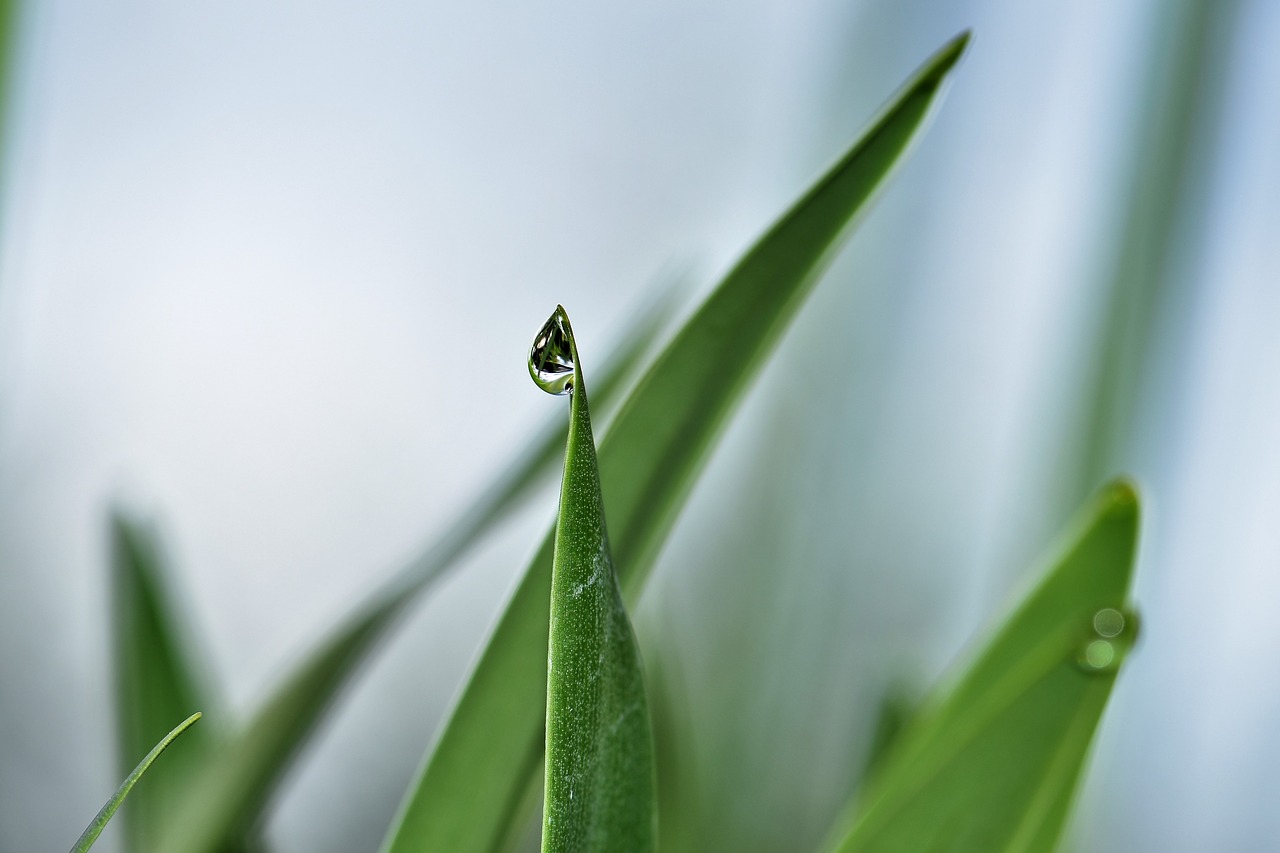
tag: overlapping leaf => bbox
[70,713,202,853]
[382,32,971,853]
[110,515,219,851]
[156,291,673,853]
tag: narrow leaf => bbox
[70,712,202,853]
[110,513,219,851]
[1066,0,1240,508]
[826,481,1142,853]
[382,32,970,853]
[532,306,655,851]
[157,291,674,853]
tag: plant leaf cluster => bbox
[65,30,1144,853]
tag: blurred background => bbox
[1,1,1277,851]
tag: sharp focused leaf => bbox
[826,481,1142,853]
[533,307,655,851]
[382,32,970,853]
[70,713,202,853]
[156,291,674,853]
[110,515,219,851]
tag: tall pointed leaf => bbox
[382,32,970,853]
[70,713,202,853]
[826,481,1141,852]
[110,514,219,851]
[157,291,673,853]
[530,306,655,851]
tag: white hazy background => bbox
[1,1,1278,851]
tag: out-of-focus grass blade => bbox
[0,0,14,126]
[827,481,1141,853]
[69,712,202,853]
[381,32,970,853]
[1066,0,1239,508]
[156,291,674,853]
[645,613,703,853]
[110,514,219,851]
[857,686,916,789]
[0,0,19,253]
[533,306,655,851]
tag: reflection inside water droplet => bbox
[1080,640,1115,670]
[529,307,575,395]
[1093,608,1125,638]
[1075,605,1139,675]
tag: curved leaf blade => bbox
[157,290,674,853]
[382,32,971,853]
[827,481,1142,853]
[539,307,655,851]
[70,712,202,853]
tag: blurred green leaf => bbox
[645,613,703,853]
[1066,0,1239,509]
[110,515,219,851]
[156,290,674,853]
[70,712,202,853]
[0,0,18,250]
[826,481,1141,853]
[858,686,916,789]
[536,306,655,851]
[381,32,970,853]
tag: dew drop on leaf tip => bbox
[529,306,575,395]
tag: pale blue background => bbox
[1,1,1277,850]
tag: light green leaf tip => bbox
[380,30,970,853]
[532,305,655,851]
[70,712,203,853]
[827,480,1142,853]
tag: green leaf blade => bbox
[603,31,968,586]
[157,291,673,853]
[540,307,655,852]
[70,712,203,853]
[382,32,970,853]
[829,481,1141,853]
[110,513,218,851]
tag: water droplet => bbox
[529,306,575,395]
[1080,640,1115,671]
[1075,606,1139,675]
[1092,608,1125,638]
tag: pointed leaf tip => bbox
[71,713,203,853]
[1105,477,1141,511]
[922,29,972,82]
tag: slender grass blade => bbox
[382,32,970,853]
[156,291,673,853]
[70,713,202,853]
[534,306,655,851]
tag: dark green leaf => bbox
[536,306,655,851]
[110,514,219,851]
[381,32,970,853]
